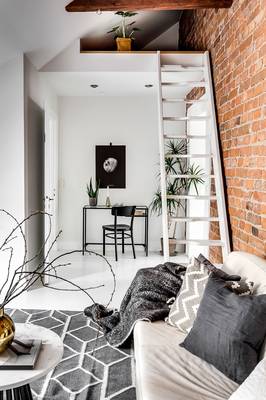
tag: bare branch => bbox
[0,210,116,311]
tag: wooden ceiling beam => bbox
[66,0,233,12]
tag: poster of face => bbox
[96,145,126,188]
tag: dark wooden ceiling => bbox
[66,0,233,12]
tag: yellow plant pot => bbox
[0,308,15,353]
[116,38,132,52]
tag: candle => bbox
[107,185,110,197]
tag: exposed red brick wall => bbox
[180,0,266,260]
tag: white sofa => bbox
[134,251,266,400]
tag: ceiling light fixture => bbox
[145,84,153,88]
[90,84,99,88]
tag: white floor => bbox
[9,248,188,312]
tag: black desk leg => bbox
[145,210,149,257]
[82,207,86,255]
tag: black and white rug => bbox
[8,309,136,400]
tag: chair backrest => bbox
[111,206,136,229]
[111,206,136,217]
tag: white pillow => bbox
[166,257,209,333]
[228,358,266,400]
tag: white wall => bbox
[0,55,25,230]
[58,95,161,252]
[144,23,179,51]
[0,55,25,291]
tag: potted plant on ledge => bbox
[150,139,205,256]
[108,11,140,51]
[86,178,100,206]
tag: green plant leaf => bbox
[86,178,100,198]
[107,26,120,34]
[124,11,138,17]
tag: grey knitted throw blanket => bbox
[84,262,186,347]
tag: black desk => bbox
[82,205,149,256]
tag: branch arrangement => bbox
[0,210,116,310]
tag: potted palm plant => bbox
[107,11,140,51]
[150,140,205,256]
[86,178,100,206]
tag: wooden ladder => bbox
[157,51,231,262]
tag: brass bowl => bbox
[0,308,15,353]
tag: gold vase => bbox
[0,308,15,353]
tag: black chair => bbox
[102,206,136,261]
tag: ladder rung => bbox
[164,134,208,139]
[169,217,220,222]
[167,195,217,200]
[163,116,210,122]
[161,65,204,72]
[168,174,215,179]
[163,99,207,104]
[162,82,206,87]
[175,240,224,246]
[166,154,212,159]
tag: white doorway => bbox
[44,106,59,253]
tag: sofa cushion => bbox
[166,257,209,333]
[228,358,266,400]
[134,320,238,400]
[180,272,266,384]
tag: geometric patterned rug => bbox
[7,309,136,400]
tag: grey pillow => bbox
[180,272,266,384]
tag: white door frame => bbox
[44,104,59,254]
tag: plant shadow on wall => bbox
[0,210,116,354]
[150,139,205,256]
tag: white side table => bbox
[0,323,63,399]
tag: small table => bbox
[82,205,149,256]
[0,324,63,399]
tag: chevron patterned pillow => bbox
[166,257,209,334]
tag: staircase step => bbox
[174,239,224,246]
[164,134,208,140]
[166,154,212,159]
[163,116,210,122]
[162,82,206,87]
[167,195,217,200]
[163,99,207,104]
[161,65,204,72]
[168,174,215,179]
[169,217,220,222]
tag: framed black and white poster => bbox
[96,145,126,188]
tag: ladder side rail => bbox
[157,51,169,261]
[204,51,231,260]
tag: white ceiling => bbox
[0,1,180,69]
[41,71,158,97]
[41,69,200,97]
